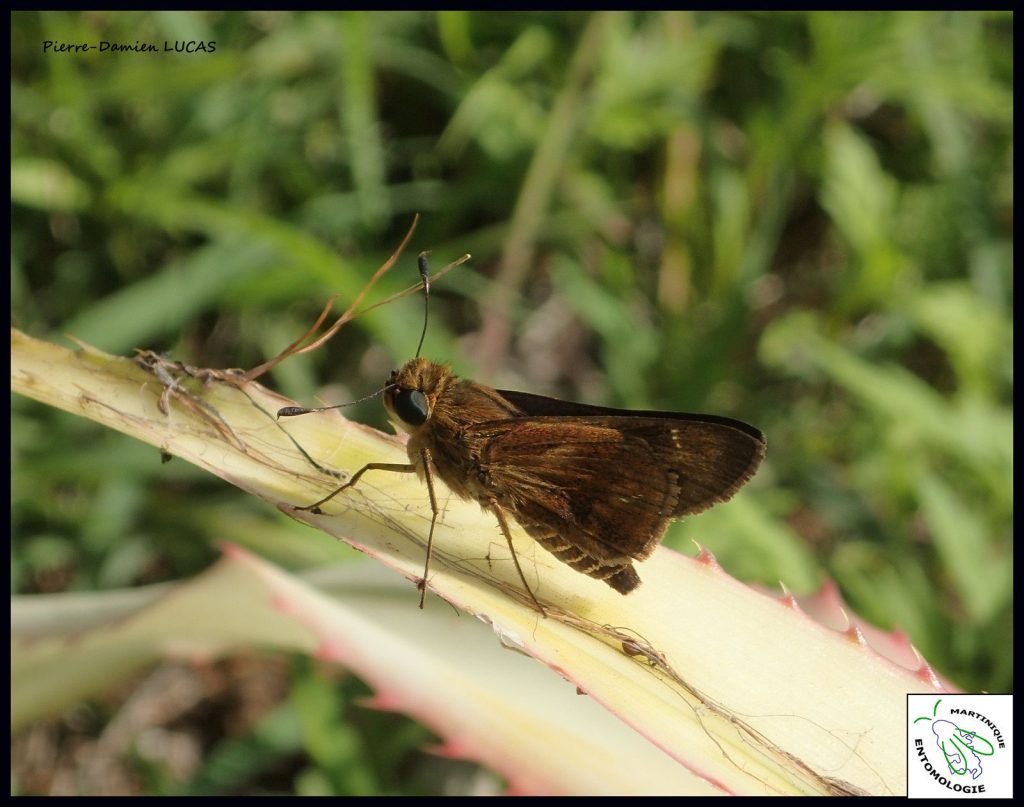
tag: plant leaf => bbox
[12,328,952,794]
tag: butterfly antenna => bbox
[415,252,430,359]
[277,384,396,419]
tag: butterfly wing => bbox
[467,411,764,592]
[494,389,765,518]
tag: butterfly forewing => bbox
[493,388,765,515]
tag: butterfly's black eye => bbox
[394,389,429,426]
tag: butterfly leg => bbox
[416,448,441,608]
[294,451,443,610]
[487,499,547,617]
[296,462,416,513]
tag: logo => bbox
[907,694,1012,798]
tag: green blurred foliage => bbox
[11,9,1012,795]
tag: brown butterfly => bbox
[290,357,765,613]
[283,255,765,614]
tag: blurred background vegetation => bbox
[11,10,1012,795]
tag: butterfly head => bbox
[383,357,453,435]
